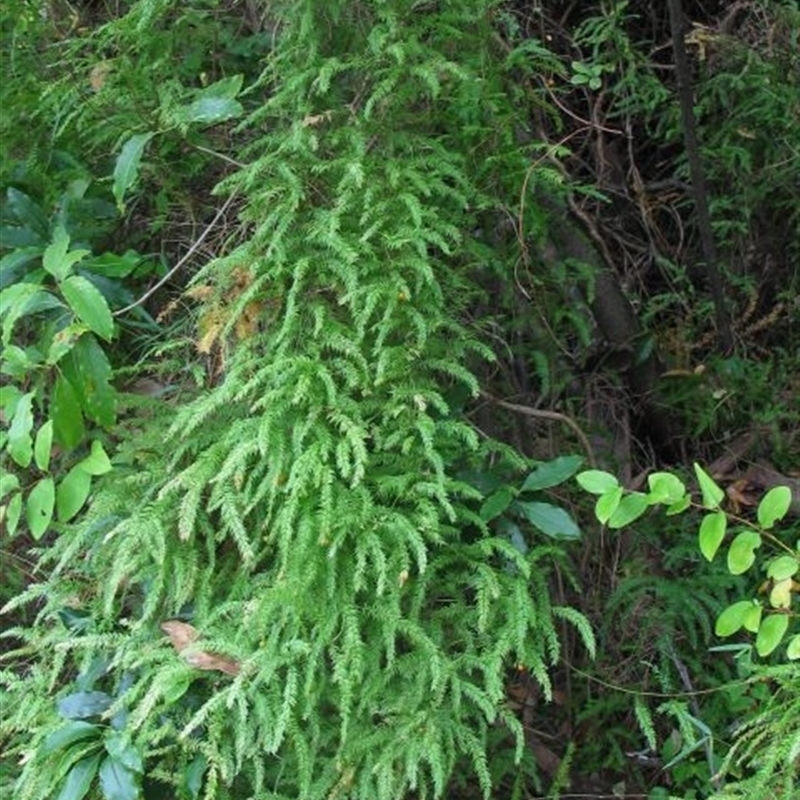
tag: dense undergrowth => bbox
[1,1,798,799]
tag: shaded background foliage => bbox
[1,1,798,799]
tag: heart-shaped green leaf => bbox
[757,485,791,529]
[727,530,761,575]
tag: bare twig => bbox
[114,193,237,317]
[480,391,596,467]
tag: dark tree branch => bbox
[667,0,734,353]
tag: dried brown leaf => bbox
[161,620,241,676]
[161,620,198,651]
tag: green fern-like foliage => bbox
[708,663,799,800]
[1,2,592,798]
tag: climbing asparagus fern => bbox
[2,2,593,799]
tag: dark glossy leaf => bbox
[61,275,115,341]
[104,733,143,773]
[185,754,206,799]
[514,501,581,540]
[55,753,102,800]
[178,97,243,126]
[52,374,85,450]
[6,187,50,239]
[479,486,515,522]
[61,334,116,427]
[0,246,44,290]
[521,455,583,493]
[99,754,140,800]
[43,227,89,281]
[1,282,41,345]
[84,250,143,278]
[41,721,101,756]
[58,607,92,632]
[113,133,155,212]
[57,691,113,719]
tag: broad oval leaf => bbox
[42,721,101,756]
[57,466,92,522]
[786,634,800,660]
[757,485,791,529]
[521,455,583,493]
[104,733,143,774]
[52,375,85,450]
[27,477,55,539]
[1,283,44,346]
[576,469,619,495]
[693,462,724,509]
[6,187,50,239]
[43,227,89,281]
[61,334,116,427]
[55,753,102,800]
[34,419,54,472]
[61,275,115,342]
[0,472,20,501]
[479,486,515,522]
[7,390,34,467]
[178,96,244,126]
[5,492,23,536]
[715,600,754,637]
[698,511,727,562]
[608,493,649,529]
[727,530,761,575]
[113,132,155,212]
[57,691,113,720]
[742,604,763,633]
[755,613,789,657]
[515,501,581,540]
[185,754,207,799]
